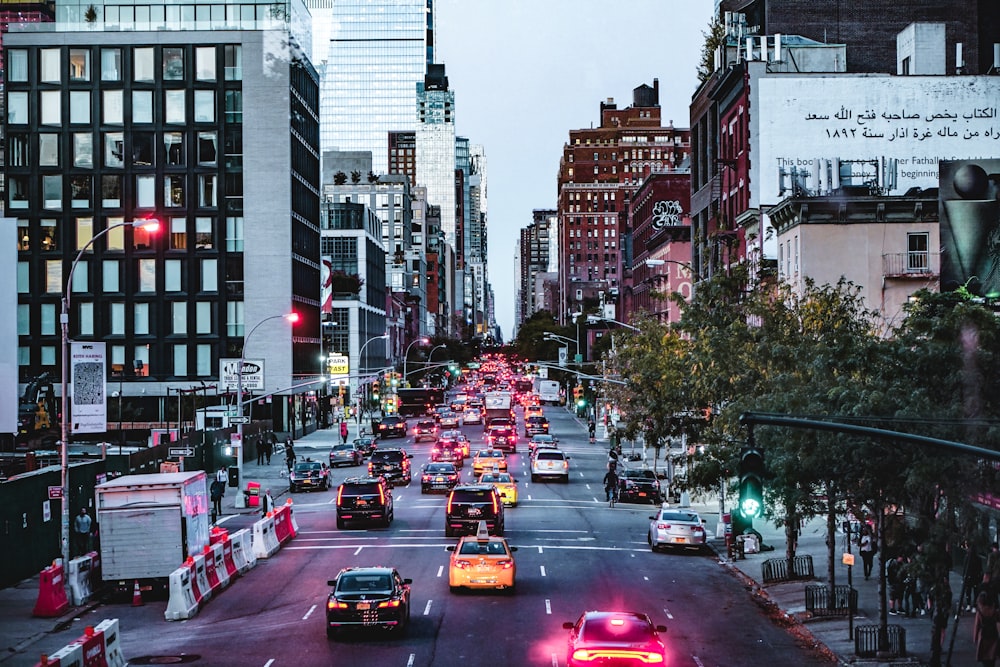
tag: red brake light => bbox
[378,484,385,504]
[337,485,344,504]
[328,600,348,609]
[377,599,401,608]
[446,492,454,514]
[492,493,499,514]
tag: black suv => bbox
[367,448,413,486]
[378,415,408,438]
[326,566,411,638]
[618,468,663,505]
[445,484,505,537]
[336,476,393,529]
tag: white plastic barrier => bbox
[164,566,199,621]
[66,555,93,606]
[191,554,213,604]
[230,529,256,573]
[209,542,229,589]
[94,619,127,667]
[37,641,83,666]
[252,515,280,559]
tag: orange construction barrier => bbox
[202,545,221,592]
[245,481,261,507]
[77,625,107,667]
[33,562,70,618]
[209,526,228,545]
[272,506,292,545]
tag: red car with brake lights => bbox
[563,611,669,666]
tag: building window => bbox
[224,45,242,80]
[17,262,29,293]
[134,47,154,82]
[43,175,62,209]
[165,132,185,165]
[196,345,211,376]
[103,260,120,292]
[165,175,185,207]
[227,301,244,336]
[40,304,56,335]
[41,220,57,251]
[45,260,62,293]
[196,302,211,334]
[139,259,156,291]
[7,134,28,166]
[173,302,187,334]
[79,303,94,336]
[134,346,149,376]
[8,176,29,209]
[17,305,30,336]
[198,132,217,165]
[72,261,88,292]
[102,175,122,208]
[41,91,61,125]
[195,217,213,248]
[40,48,60,83]
[39,134,60,166]
[170,217,187,249]
[106,216,125,250]
[165,260,181,291]
[133,175,154,208]
[104,132,124,167]
[165,90,186,123]
[223,90,240,123]
[110,303,125,335]
[173,344,187,376]
[199,175,217,207]
[134,303,149,335]
[133,91,153,123]
[195,47,216,80]
[70,175,92,208]
[163,47,184,80]
[76,217,93,251]
[202,259,218,291]
[133,222,156,250]
[8,50,27,81]
[101,48,122,81]
[226,217,243,251]
[196,90,215,122]
[133,132,155,166]
[69,49,90,81]
[70,91,91,125]
[907,232,929,272]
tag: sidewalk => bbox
[0,423,352,664]
[684,497,978,666]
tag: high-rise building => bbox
[517,210,557,329]
[416,63,456,249]
[311,0,435,172]
[556,80,690,324]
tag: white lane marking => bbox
[663,607,674,620]
[578,471,584,477]
[436,565,444,578]
[540,565,547,577]
[537,546,544,554]
[353,546,364,555]
[328,497,337,504]
[545,599,552,615]
[263,661,275,667]
[593,497,600,503]
[692,657,705,667]
[407,655,416,667]
[215,515,239,525]
[643,576,649,581]
[585,483,591,490]
[551,653,559,667]
[302,604,317,620]
[423,600,433,615]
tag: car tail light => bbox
[449,474,458,481]
[422,475,431,482]
[368,462,374,474]
[453,559,471,569]
[562,460,569,470]
[491,494,499,514]
[571,649,663,664]
[337,486,344,504]
[328,600,348,609]
[377,599,401,608]
[378,484,385,504]
[497,559,513,569]
[446,492,454,514]
[657,523,671,530]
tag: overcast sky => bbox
[434,0,714,340]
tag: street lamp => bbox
[359,333,389,373]
[543,333,579,359]
[234,311,298,508]
[402,336,430,383]
[60,218,159,567]
[428,344,447,363]
[587,314,642,333]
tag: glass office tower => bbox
[311,0,434,173]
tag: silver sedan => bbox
[647,508,708,552]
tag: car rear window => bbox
[425,463,454,473]
[342,482,381,495]
[338,574,392,592]
[536,451,565,460]
[581,618,652,643]
[295,463,321,472]
[450,489,493,503]
[417,421,435,428]
[660,512,700,522]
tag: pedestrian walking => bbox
[72,508,93,556]
[986,543,1000,603]
[285,439,296,473]
[216,466,228,484]
[256,439,264,465]
[266,435,274,464]
[340,419,349,444]
[859,525,876,580]
[974,591,1000,667]
[261,488,275,516]
[888,555,906,615]
[210,477,226,519]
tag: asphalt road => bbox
[27,406,832,667]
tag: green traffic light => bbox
[576,398,586,408]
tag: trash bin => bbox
[246,481,261,507]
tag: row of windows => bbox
[18,257,227,295]
[18,299,226,337]
[567,254,619,264]
[566,241,618,250]
[6,45,241,85]
[9,173,232,211]
[18,341,223,378]
[7,88,239,127]
[16,216,243,254]
[566,228,618,237]
[8,130,222,170]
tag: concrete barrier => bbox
[164,566,199,621]
[93,619,126,667]
[191,554,213,605]
[272,506,293,545]
[230,529,256,573]
[252,515,280,559]
[75,625,107,667]
[202,546,221,593]
[66,555,93,606]
[32,562,70,618]
[208,542,229,589]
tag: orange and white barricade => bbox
[34,641,83,666]
[191,554,213,605]
[76,625,106,667]
[272,506,293,545]
[230,529,256,573]
[220,537,239,581]
[252,515,280,559]
[33,562,70,618]
[208,542,229,589]
[93,619,126,667]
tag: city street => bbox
[10,407,831,667]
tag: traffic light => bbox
[372,380,380,399]
[738,441,765,520]
[390,372,399,388]
[573,386,585,408]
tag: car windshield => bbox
[477,451,502,458]
[338,574,393,593]
[660,511,700,523]
[459,540,508,556]
[581,617,654,643]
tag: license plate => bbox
[355,602,371,610]
[674,537,687,543]
[357,499,368,506]
[638,492,647,497]
[435,477,444,482]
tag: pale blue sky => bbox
[435,0,714,340]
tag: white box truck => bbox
[95,471,210,592]
[537,380,561,405]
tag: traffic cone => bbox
[131,580,143,607]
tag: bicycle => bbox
[606,485,619,508]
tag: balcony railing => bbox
[882,252,939,278]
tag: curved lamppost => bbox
[402,336,430,386]
[60,218,159,567]
[234,312,298,508]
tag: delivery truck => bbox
[95,471,210,593]
[537,380,561,405]
[482,391,514,429]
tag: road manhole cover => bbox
[129,656,201,664]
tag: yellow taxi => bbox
[478,470,518,507]
[524,405,544,419]
[446,521,517,592]
[472,449,508,475]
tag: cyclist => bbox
[603,467,620,504]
